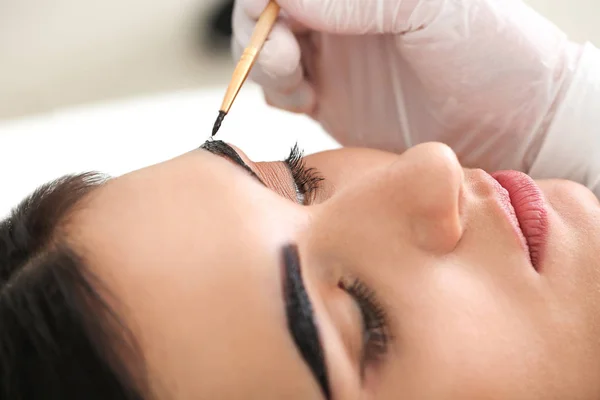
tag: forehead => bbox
[87,149,264,224]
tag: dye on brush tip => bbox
[212,110,227,137]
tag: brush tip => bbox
[212,110,227,137]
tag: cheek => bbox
[538,179,599,223]
[380,266,567,398]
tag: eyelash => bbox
[284,144,323,205]
[338,277,390,372]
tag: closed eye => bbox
[200,140,324,206]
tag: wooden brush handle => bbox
[219,1,280,114]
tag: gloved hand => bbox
[232,0,584,173]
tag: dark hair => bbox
[0,173,145,400]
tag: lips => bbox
[491,171,549,270]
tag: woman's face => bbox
[74,141,600,399]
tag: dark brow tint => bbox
[281,244,331,399]
[200,140,264,184]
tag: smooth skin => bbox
[70,142,600,399]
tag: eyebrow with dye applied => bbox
[200,140,264,185]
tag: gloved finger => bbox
[278,10,311,34]
[232,28,317,115]
[232,1,304,92]
[231,21,307,95]
[274,0,422,34]
[235,0,309,34]
[236,0,270,20]
[263,81,317,115]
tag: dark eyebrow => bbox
[281,244,331,399]
[200,140,265,185]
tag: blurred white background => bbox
[0,0,599,216]
[0,0,233,120]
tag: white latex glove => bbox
[232,0,584,173]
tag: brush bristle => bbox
[212,110,227,137]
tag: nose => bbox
[393,143,464,253]
[330,142,463,255]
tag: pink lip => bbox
[491,171,549,270]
